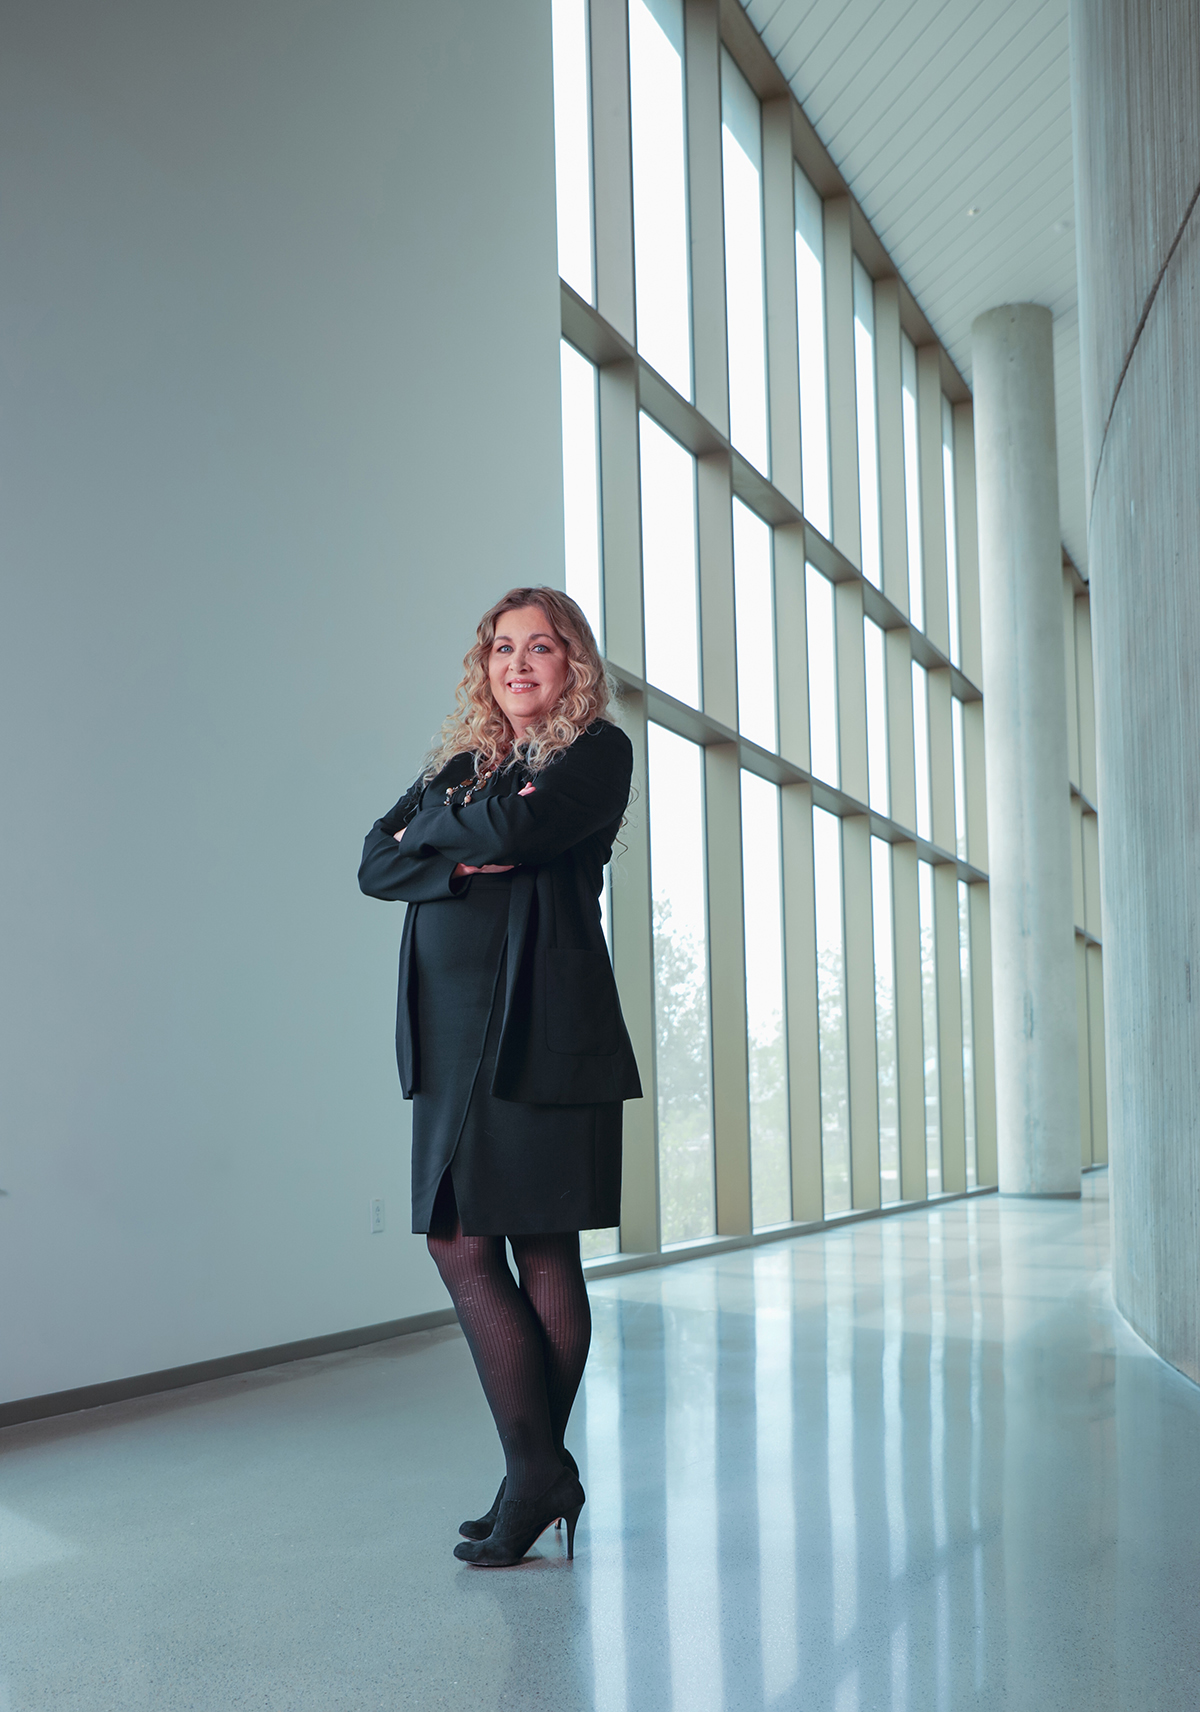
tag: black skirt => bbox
[409,872,622,1236]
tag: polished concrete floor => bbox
[4,1172,1200,1710]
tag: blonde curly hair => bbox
[424,586,613,781]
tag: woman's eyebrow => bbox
[494,632,556,644]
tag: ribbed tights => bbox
[426,1173,591,1502]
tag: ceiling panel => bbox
[744,0,1087,571]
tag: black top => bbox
[358,719,643,1107]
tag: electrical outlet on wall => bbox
[370,1197,385,1234]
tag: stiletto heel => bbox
[563,1503,582,1560]
[453,1468,585,1567]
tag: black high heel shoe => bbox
[453,1468,585,1567]
[458,1450,579,1541]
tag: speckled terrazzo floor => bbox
[3,1172,1200,1711]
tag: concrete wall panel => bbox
[1070,0,1200,1379]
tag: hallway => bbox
[4,1173,1199,1711]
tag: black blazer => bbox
[358,720,643,1107]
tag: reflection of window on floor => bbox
[919,859,942,1195]
[813,807,850,1215]
[872,837,900,1204]
[741,771,790,1228]
[648,723,715,1245]
[959,880,978,1189]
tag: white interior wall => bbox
[0,0,564,1404]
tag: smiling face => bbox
[487,605,571,740]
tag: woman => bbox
[358,587,641,1568]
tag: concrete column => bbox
[971,304,1080,1197]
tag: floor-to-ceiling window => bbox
[551,0,1005,1256]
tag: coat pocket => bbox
[544,948,621,1057]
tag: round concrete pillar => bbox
[972,303,1081,1198]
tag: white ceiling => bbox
[745,0,1087,572]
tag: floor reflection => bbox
[6,1174,1200,1712]
[575,1172,1200,1711]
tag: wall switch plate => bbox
[370,1197,385,1234]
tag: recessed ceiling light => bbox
[966,205,982,217]
[1052,217,1074,235]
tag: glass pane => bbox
[872,838,900,1204]
[721,51,769,473]
[864,616,888,815]
[912,660,931,841]
[585,867,616,1256]
[942,396,960,667]
[741,771,790,1228]
[795,168,830,537]
[952,696,967,860]
[959,880,977,1190]
[918,860,942,1197]
[629,0,692,398]
[853,258,881,587]
[733,499,776,750]
[551,0,594,300]
[806,564,838,784]
[560,340,603,647]
[901,333,923,630]
[580,1226,619,1259]
[813,807,850,1216]
[640,413,699,706]
[648,723,715,1244]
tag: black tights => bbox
[426,1173,591,1502]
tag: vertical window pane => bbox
[806,565,838,785]
[918,860,942,1197]
[795,167,830,538]
[649,724,715,1244]
[872,838,899,1204]
[864,616,888,815]
[901,334,923,630]
[585,857,618,1267]
[959,880,977,1190]
[813,808,850,1216]
[741,771,790,1228]
[942,396,961,668]
[640,414,699,707]
[629,0,692,398]
[721,52,769,473]
[912,660,931,841]
[551,0,594,301]
[733,499,776,750]
[952,697,967,861]
[560,341,603,647]
[853,259,882,587]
